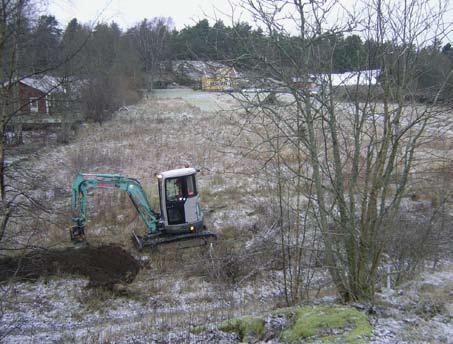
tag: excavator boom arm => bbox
[71,173,159,241]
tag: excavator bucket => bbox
[131,231,145,250]
[70,225,86,243]
[132,231,217,251]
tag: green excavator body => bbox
[70,170,216,249]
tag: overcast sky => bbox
[47,0,453,45]
[47,0,244,29]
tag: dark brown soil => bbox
[0,245,141,288]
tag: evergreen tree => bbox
[30,15,61,71]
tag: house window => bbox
[45,96,50,114]
[30,97,39,113]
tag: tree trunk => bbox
[0,122,6,201]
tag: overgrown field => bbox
[0,90,452,343]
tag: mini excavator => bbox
[70,168,217,250]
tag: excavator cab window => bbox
[165,175,197,201]
[166,177,184,201]
[164,174,197,225]
[186,175,197,197]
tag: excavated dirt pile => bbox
[0,245,141,288]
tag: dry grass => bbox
[21,94,249,248]
[5,91,453,342]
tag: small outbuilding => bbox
[16,75,64,115]
[2,76,75,144]
[201,66,239,92]
[313,69,381,88]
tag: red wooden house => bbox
[18,76,64,115]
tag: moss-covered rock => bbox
[218,316,265,341]
[280,305,372,343]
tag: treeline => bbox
[21,15,453,72]
[12,16,389,75]
[9,14,453,122]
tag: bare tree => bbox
[222,0,452,302]
[0,1,93,336]
[0,0,28,200]
[130,17,172,91]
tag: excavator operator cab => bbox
[157,168,204,234]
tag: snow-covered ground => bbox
[371,260,453,344]
[1,89,282,342]
[1,260,451,343]
[1,272,283,343]
[151,89,235,112]
[2,90,452,343]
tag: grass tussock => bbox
[218,316,266,341]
